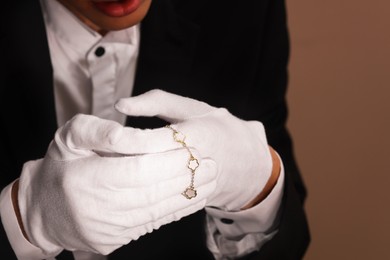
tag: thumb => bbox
[115,89,214,123]
[48,114,124,160]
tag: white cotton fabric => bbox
[205,155,285,259]
[17,114,218,257]
[115,90,274,211]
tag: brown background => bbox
[286,0,390,259]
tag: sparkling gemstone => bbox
[188,158,199,171]
[182,187,197,199]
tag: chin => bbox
[93,16,143,31]
[90,0,152,31]
[59,0,152,32]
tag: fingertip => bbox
[115,99,131,114]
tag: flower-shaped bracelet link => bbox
[166,125,199,199]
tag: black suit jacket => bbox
[0,0,310,259]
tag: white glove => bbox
[115,89,273,211]
[18,114,217,256]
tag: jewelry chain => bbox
[165,125,199,199]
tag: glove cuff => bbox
[18,159,63,257]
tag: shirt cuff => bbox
[0,180,58,260]
[205,155,285,258]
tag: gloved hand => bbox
[115,89,273,211]
[17,114,217,256]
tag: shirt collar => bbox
[41,0,138,55]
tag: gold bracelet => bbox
[165,125,199,199]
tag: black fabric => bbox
[0,0,310,259]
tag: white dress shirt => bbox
[42,0,139,127]
[0,0,285,259]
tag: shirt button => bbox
[220,218,234,224]
[94,46,105,57]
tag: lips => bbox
[92,0,142,17]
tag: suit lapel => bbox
[0,1,57,166]
[132,0,202,96]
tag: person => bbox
[0,0,310,259]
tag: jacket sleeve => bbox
[243,0,311,258]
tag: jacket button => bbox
[220,218,234,224]
[95,46,105,57]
